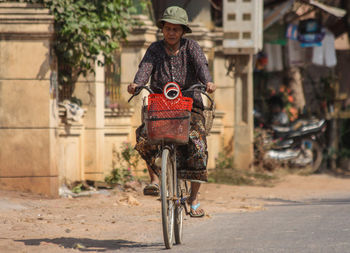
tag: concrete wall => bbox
[0,3,58,196]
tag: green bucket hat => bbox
[156,6,192,33]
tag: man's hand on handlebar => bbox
[127,83,139,95]
[206,82,216,94]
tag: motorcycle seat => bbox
[272,119,326,138]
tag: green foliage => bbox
[105,166,122,185]
[215,151,234,170]
[105,142,140,185]
[72,183,83,193]
[9,0,148,88]
[48,0,139,86]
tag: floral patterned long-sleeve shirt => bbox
[133,38,213,109]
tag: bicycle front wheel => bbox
[174,179,186,244]
[161,148,175,249]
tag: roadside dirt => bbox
[1,173,350,252]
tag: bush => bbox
[105,142,140,185]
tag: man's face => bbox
[162,22,184,46]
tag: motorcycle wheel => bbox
[299,139,323,174]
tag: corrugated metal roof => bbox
[308,0,346,18]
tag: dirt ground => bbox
[1,173,350,252]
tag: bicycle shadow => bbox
[15,237,163,252]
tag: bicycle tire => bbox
[174,178,185,244]
[161,148,175,249]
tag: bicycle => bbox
[128,82,214,249]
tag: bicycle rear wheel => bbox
[161,148,175,249]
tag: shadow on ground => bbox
[14,237,162,252]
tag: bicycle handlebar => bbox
[128,83,214,110]
[187,84,214,110]
[127,86,154,103]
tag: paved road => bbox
[119,196,350,253]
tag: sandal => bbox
[143,183,160,196]
[189,202,205,218]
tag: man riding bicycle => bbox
[127,6,216,218]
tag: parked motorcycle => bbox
[254,111,327,173]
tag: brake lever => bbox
[128,86,153,103]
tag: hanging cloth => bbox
[286,24,298,40]
[265,43,283,72]
[287,39,306,67]
[298,19,325,47]
[312,29,337,67]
